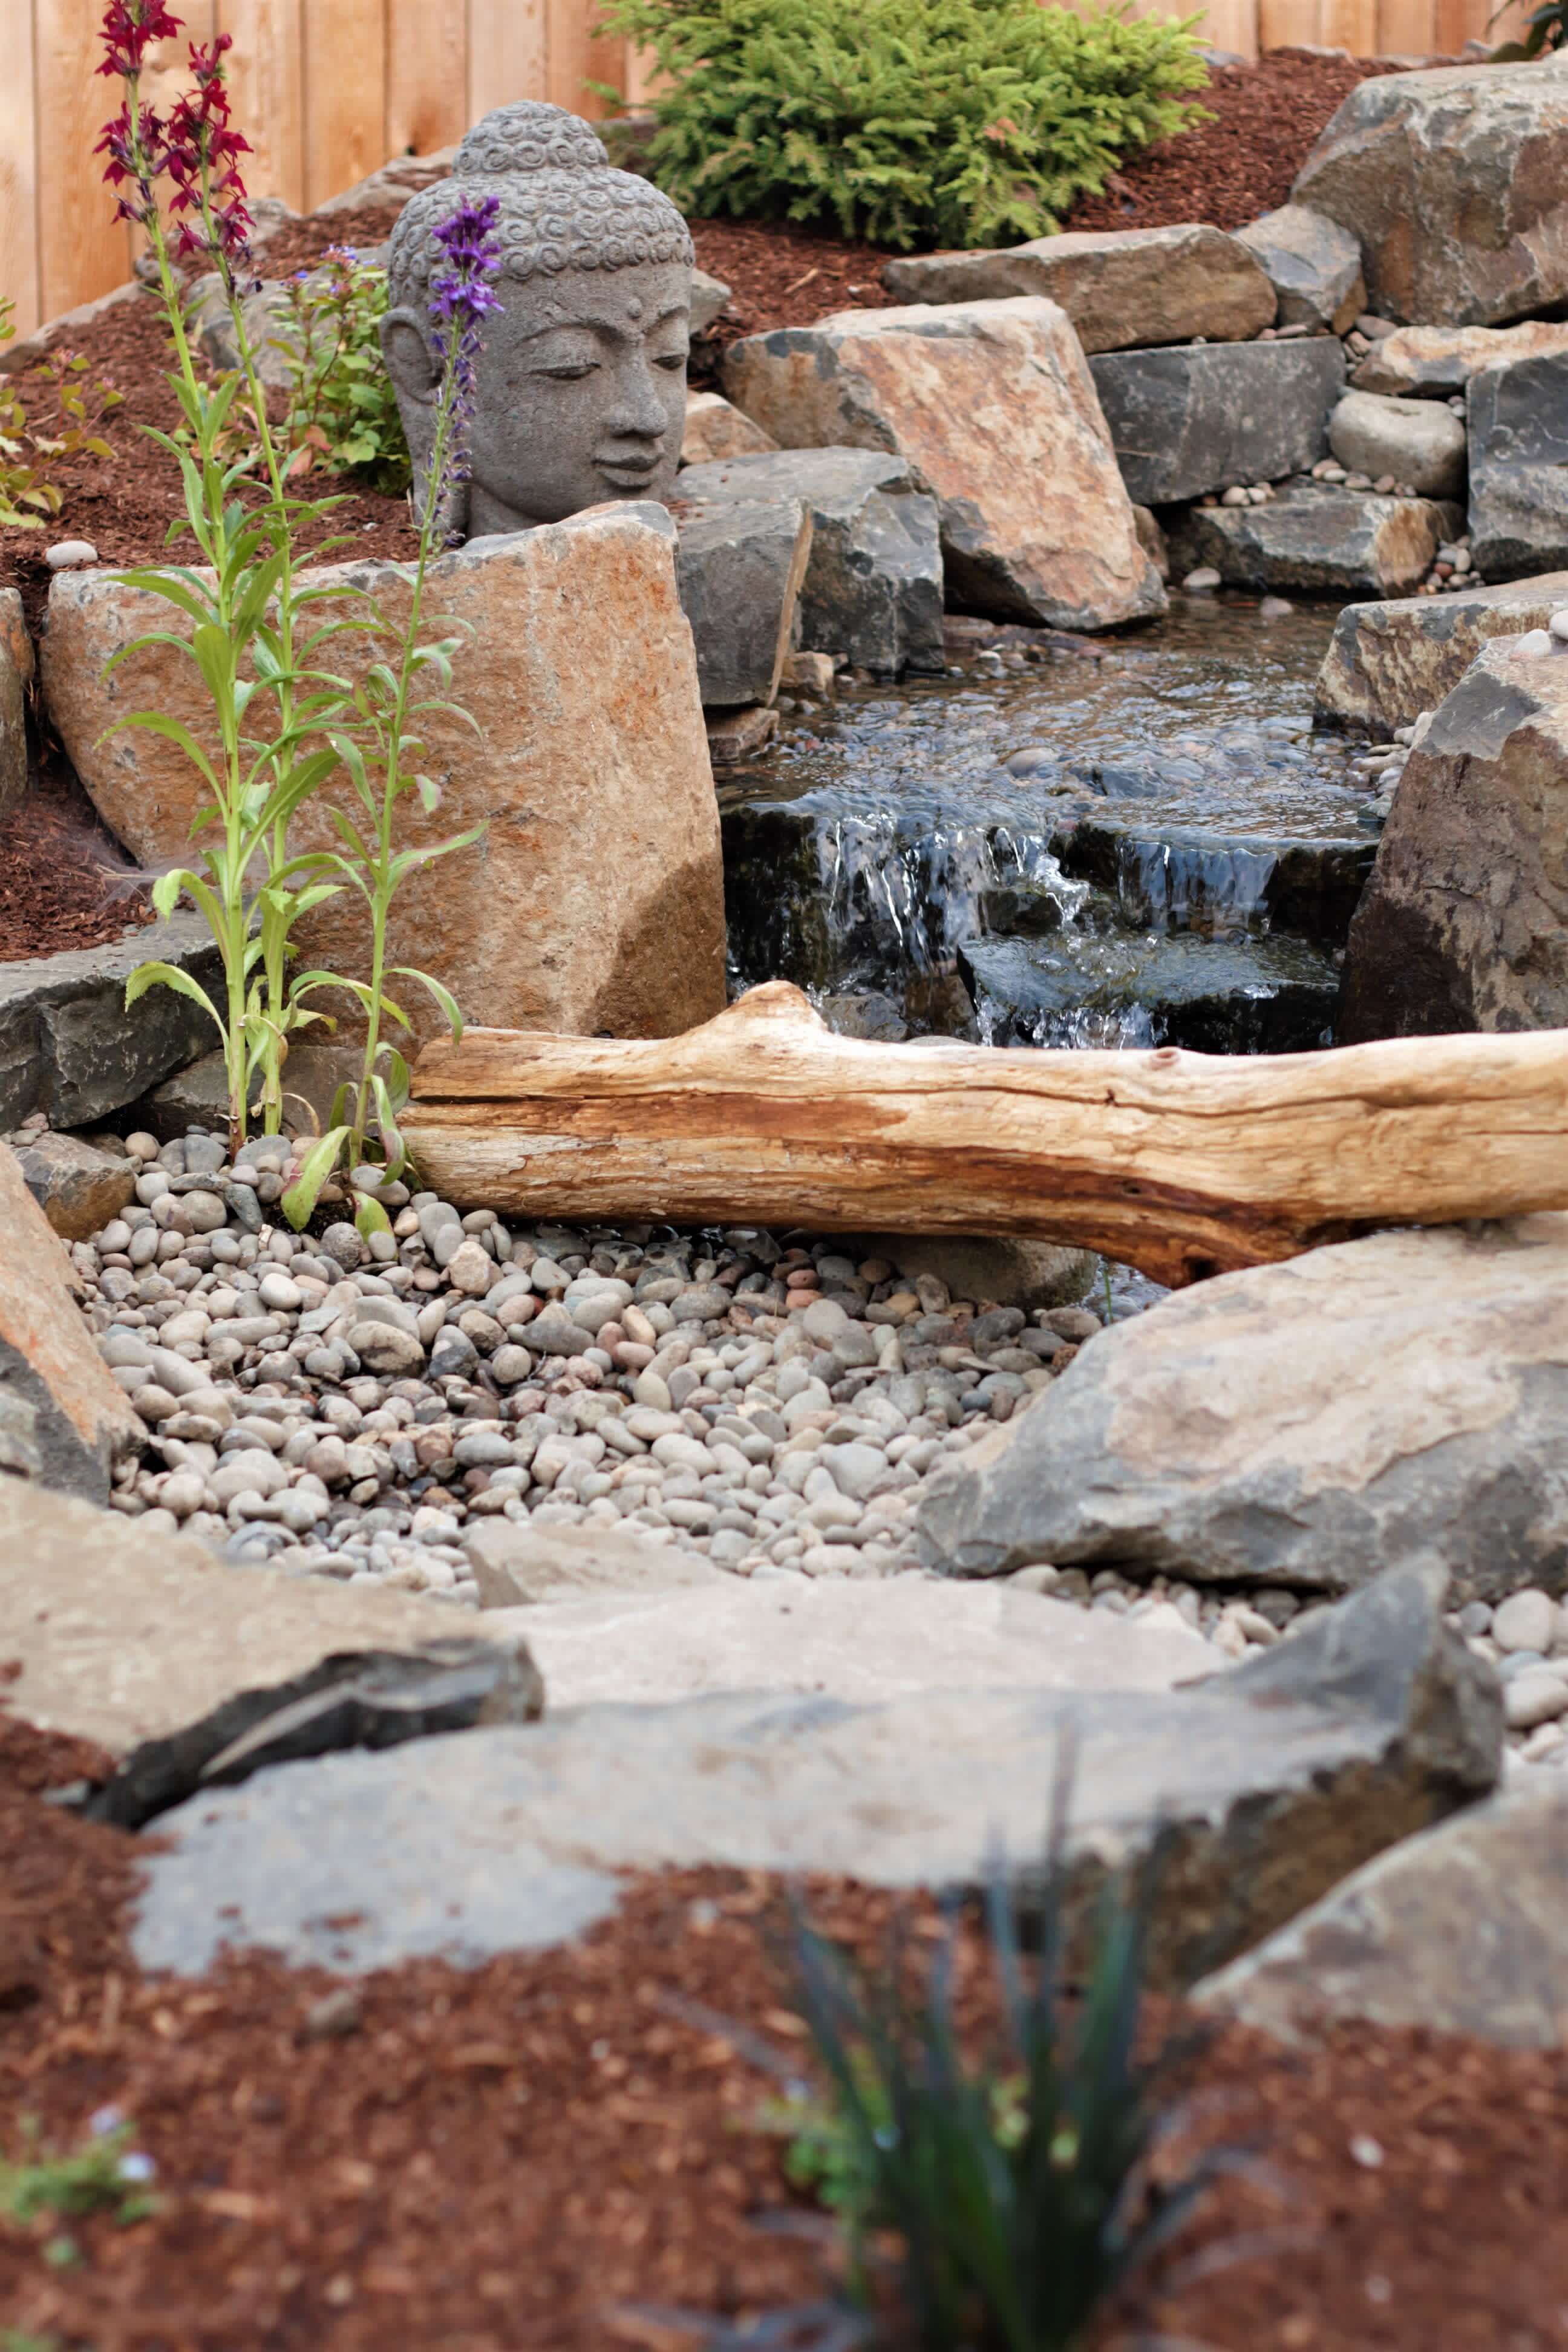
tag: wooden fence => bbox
[0,0,1527,342]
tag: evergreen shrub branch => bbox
[596,0,1211,252]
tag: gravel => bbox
[45,1119,1568,1767]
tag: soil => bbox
[0,763,153,962]
[3,1705,1566,2352]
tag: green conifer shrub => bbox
[596,0,1210,252]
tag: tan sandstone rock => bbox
[1353,320,1568,399]
[15,1131,135,1241]
[41,504,727,1049]
[0,1141,140,1503]
[1339,633,1568,1040]
[879,224,1275,353]
[722,298,1166,632]
[681,388,779,466]
[0,1476,520,1753]
[1315,571,1568,734]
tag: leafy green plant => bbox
[0,298,122,528]
[102,4,483,1200]
[276,247,411,495]
[1488,0,1566,52]
[1,2116,158,2275]
[595,0,1210,252]
[776,1818,1226,2350]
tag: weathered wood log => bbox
[401,981,1568,1288]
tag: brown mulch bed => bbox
[0,766,153,962]
[1060,46,1404,237]
[4,1707,1567,2352]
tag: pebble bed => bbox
[63,1121,1568,1762]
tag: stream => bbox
[721,598,1382,1054]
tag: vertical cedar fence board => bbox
[0,0,1535,339]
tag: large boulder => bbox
[1193,1772,1568,2049]
[1315,570,1568,735]
[1086,339,1345,505]
[0,1142,140,1503]
[1468,352,1568,581]
[1353,319,1568,399]
[41,506,727,1045]
[1328,388,1467,500]
[132,1566,1500,1985]
[1174,483,1458,598]
[880,224,1275,353]
[0,912,220,1131]
[1291,54,1568,327]
[1233,204,1365,335]
[1338,632,1568,1039]
[913,1214,1568,1606]
[677,447,944,678]
[720,299,1165,632]
[670,492,813,707]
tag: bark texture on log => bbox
[402,982,1568,1288]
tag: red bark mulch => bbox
[0,765,154,963]
[4,1707,1567,2352]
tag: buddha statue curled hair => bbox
[382,102,696,538]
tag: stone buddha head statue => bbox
[382,102,694,540]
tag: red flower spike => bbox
[96,1,183,80]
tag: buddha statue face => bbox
[380,102,696,543]
[381,259,690,537]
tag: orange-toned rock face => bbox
[721,297,1166,633]
[41,504,727,1050]
[0,1140,140,1502]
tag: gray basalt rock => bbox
[15,1132,134,1244]
[131,1566,1499,1985]
[678,448,943,678]
[720,298,1165,631]
[913,1214,1568,1606]
[381,103,694,537]
[1233,203,1365,335]
[1192,1772,1568,2048]
[670,493,813,707]
[1328,388,1466,500]
[1468,353,1568,581]
[1338,632,1568,1039]
[959,929,1341,1056]
[1291,54,1568,327]
[0,914,221,1132]
[1086,338,1345,505]
[1314,571,1568,735]
[881,223,1275,352]
[1173,483,1459,598]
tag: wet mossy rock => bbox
[913,1214,1568,1606]
[40,506,727,1047]
[720,299,1166,631]
[1291,54,1568,328]
[1339,633,1568,1041]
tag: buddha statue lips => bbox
[382,101,696,540]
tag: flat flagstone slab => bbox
[485,1572,1219,1709]
[0,1480,501,1753]
[132,1567,1500,1984]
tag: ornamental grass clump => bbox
[596,0,1210,252]
[777,1812,1229,2350]
[97,1,485,1227]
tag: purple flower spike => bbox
[425,192,503,536]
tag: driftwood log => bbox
[400,981,1568,1288]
